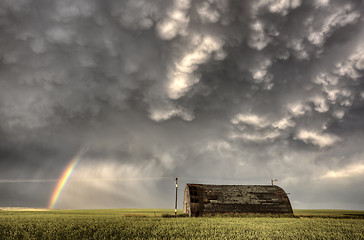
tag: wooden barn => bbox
[183,184,293,217]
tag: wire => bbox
[0,177,173,183]
[0,176,263,183]
[0,179,58,183]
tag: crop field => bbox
[1,209,364,239]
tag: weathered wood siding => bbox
[183,184,293,217]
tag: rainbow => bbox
[48,148,87,209]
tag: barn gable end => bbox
[183,184,293,217]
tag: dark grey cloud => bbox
[0,0,364,210]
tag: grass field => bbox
[293,209,364,218]
[1,209,364,239]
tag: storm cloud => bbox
[1,0,364,210]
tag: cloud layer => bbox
[0,0,364,210]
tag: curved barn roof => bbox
[183,184,293,217]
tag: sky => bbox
[0,0,364,210]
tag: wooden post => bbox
[175,177,178,217]
[271,179,278,185]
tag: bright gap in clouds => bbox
[321,163,364,179]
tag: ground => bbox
[0,209,363,239]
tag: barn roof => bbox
[183,184,293,217]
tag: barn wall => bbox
[183,184,293,217]
[183,186,190,216]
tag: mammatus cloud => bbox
[231,113,270,129]
[167,34,225,99]
[296,130,341,148]
[156,0,191,40]
[0,0,363,210]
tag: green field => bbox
[1,209,364,239]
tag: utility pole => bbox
[175,177,178,217]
